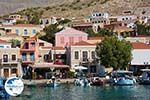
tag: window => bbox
[12,55,16,61]
[32,29,36,34]
[74,51,79,59]
[24,29,28,35]
[39,43,44,46]
[82,51,88,61]
[91,51,95,59]
[31,42,35,48]
[15,29,19,34]
[30,53,35,61]
[44,54,49,62]
[60,37,64,44]
[3,54,8,62]
[22,53,27,61]
[11,68,17,74]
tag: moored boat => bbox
[74,77,90,87]
[110,70,136,86]
[139,69,150,85]
[0,77,9,98]
[90,77,105,86]
[46,76,60,87]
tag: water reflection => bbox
[9,85,150,100]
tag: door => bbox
[4,69,9,77]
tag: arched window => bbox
[24,29,28,35]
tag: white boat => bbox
[139,69,150,85]
[46,76,60,87]
[110,70,136,85]
[74,77,90,87]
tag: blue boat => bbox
[110,70,136,85]
[0,77,9,98]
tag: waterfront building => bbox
[125,36,150,44]
[130,42,150,73]
[69,41,98,74]
[0,39,22,77]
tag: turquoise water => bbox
[10,85,150,100]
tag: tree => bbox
[97,28,114,36]
[9,39,20,48]
[39,24,62,45]
[135,22,150,35]
[96,36,132,70]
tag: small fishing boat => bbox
[110,70,136,86]
[46,76,60,87]
[0,77,9,98]
[139,69,150,85]
[74,77,90,87]
[90,77,105,86]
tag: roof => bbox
[52,47,65,50]
[88,37,104,40]
[1,24,41,27]
[72,41,95,46]
[41,46,52,49]
[55,27,88,35]
[0,39,9,44]
[71,22,93,27]
[131,42,150,49]
[113,26,133,33]
[30,63,69,69]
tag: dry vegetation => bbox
[0,0,150,18]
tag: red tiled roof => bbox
[52,47,65,50]
[1,24,39,27]
[131,42,150,49]
[88,37,104,40]
[72,22,93,27]
[72,41,95,46]
[0,39,9,44]
[41,46,52,49]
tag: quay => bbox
[23,78,76,85]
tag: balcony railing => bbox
[0,58,22,64]
[20,48,35,52]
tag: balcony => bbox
[21,58,35,64]
[0,58,21,64]
[20,48,35,52]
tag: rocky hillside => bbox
[0,0,150,17]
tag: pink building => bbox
[55,27,88,47]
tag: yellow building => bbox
[0,24,43,38]
[0,39,22,78]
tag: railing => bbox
[0,58,22,64]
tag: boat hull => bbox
[113,78,135,86]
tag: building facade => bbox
[0,24,43,38]
[55,27,88,47]
[0,39,21,77]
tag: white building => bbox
[130,42,150,72]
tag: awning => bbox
[72,65,88,70]
[29,63,70,69]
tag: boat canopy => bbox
[112,70,133,74]
[141,69,150,72]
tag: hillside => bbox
[1,0,150,18]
